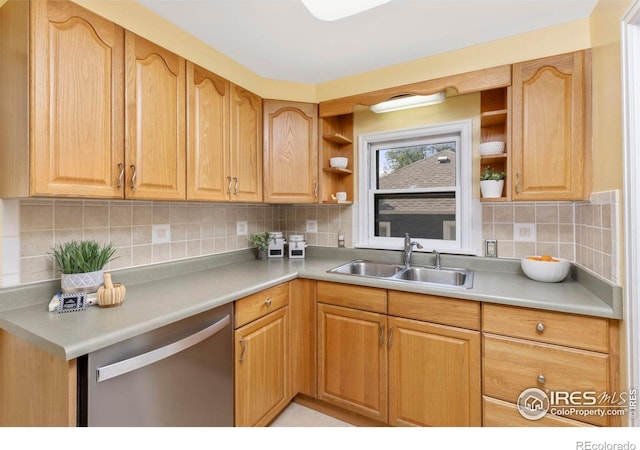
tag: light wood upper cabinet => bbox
[230,84,263,202]
[124,32,186,200]
[263,100,319,203]
[186,62,230,201]
[0,0,126,198]
[511,50,590,200]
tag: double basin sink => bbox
[328,259,474,289]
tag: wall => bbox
[12,199,352,286]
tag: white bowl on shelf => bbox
[329,157,348,169]
[520,256,571,283]
[479,141,505,156]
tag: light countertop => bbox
[0,247,622,361]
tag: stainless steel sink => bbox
[328,260,405,278]
[327,260,473,289]
[394,266,473,289]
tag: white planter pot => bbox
[480,179,504,198]
[61,270,104,294]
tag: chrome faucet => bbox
[403,233,423,267]
[433,250,441,270]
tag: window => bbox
[357,120,480,254]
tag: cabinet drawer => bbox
[483,334,609,426]
[483,397,593,427]
[235,282,289,328]
[482,303,609,352]
[317,281,386,313]
[388,290,480,330]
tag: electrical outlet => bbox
[306,220,318,233]
[485,239,497,257]
[236,221,248,236]
[152,224,171,244]
[514,223,536,242]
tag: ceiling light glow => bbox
[370,92,446,113]
[301,0,392,21]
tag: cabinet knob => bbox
[537,374,546,384]
[265,298,272,307]
[536,322,545,332]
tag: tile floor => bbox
[269,403,353,427]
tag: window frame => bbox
[356,119,481,255]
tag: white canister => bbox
[288,234,307,259]
[268,232,286,257]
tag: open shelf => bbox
[323,167,353,175]
[480,87,511,201]
[323,133,352,145]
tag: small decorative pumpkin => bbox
[97,273,126,307]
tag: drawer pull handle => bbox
[117,163,125,189]
[265,298,272,307]
[537,374,546,384]
[536,322,545,332]
[387,326,394,348]
[130,164,137,190]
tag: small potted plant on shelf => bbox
[480,166,506,198]
[249,232,271,260]
[51,240,117,293]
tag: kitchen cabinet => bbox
[0,1,190,200]
[387,291,481,427]
[229,84,263,202]
[511,50,590,200]
[482,303,620,426]
[124,32,186,200]
[0,0,125,198]
[317,302,388,422]
[319,114,354,204]
[234,283,290,426]
[186,62,230,202]
[316,281,481,426]
[0,329,76,426]
[263,100,319,203]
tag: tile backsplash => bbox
[1,190,620,287]
[482,190,621,284]
[11,199,352,286]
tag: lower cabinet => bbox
[234,283,290,427]
[316,281,481,427]
[317,303,388,422]
[388,316,481,426]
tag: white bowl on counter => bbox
[329,157,348,169]
[479,141,506,156]
[520,256,571,282]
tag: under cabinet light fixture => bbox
[370,92,446,113]
[301,0,392,21]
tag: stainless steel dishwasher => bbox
[77,303,233,426]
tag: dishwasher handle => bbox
[96,314,231,383]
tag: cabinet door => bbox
[263,100,318,203]
[317,303,388,422]
[230,84,262,202]
[388,316,481,427]
[186,62,230,201]
[31,0,125,198]
[125,32,186,200]
[511,51,588,200]
[235,307,289,427]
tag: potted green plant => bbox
[480,166,506,198]
[51,240,117,293]
[249,232,272,260]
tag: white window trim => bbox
[622,0,640,427]
[357,119,481,255]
